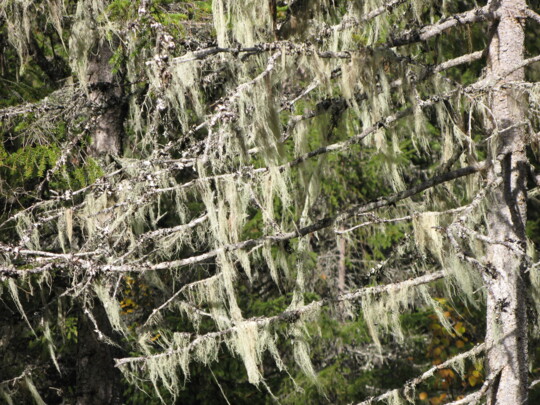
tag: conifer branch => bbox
[115,270,446,367]
[0,47,487,234]
[0,160,485,277]
[0,85,451,233]
[104,162,486,273]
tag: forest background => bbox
[2,0,540,404]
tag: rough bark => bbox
[484,1,529,404]
[76,38,126,405]
[337,233,346,293]
[87,41,125,156]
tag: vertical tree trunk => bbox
[76,40,125,405]
[484,1,529,404]
[76,302,123,405]
[87,41,124,156]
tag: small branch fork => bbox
[355,344,486,405]
[0,366,35,386]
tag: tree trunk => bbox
[76,39,125,405]
[76,301,123,405]
[87,41,124,156]
[484,1,529,404]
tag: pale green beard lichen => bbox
[386,389,405,405]
[25,376,46,405]
[361,283,415,351]
[94,283,125,335]
[212,0,274,47]
[413,211,444,261]
[0,0,508,401]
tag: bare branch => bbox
[335,206,470,235]
[434,50,485,73]
[525,8,540,25]
[469,54,540,91]
[140,214,209,241]
[320,0,409,37]
[356,344,486,405]
[530,378,540,389]
[387,6,494,47]
[445,369,501,405]
[169,42,353,66]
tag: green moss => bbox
[106,0,136,21]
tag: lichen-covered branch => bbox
[387,6,495,47]
[115,269,446,367]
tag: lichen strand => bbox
[412,209,484,306]
[212,0,274,47]
[94,282,125,335]
[412,211,444,261]
[361,284,414,350]
[0,0,64,71]
[0,0,498,400]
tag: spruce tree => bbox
[1,1,540,404]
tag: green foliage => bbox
[0,127,103,203]
[106,0,135,21]
[51,157,104,190]
[0,143,60,186]
[2,1,540,404]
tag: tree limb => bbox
[356,344,486,404]
[115,269,446,367]
[387,6,495,47]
